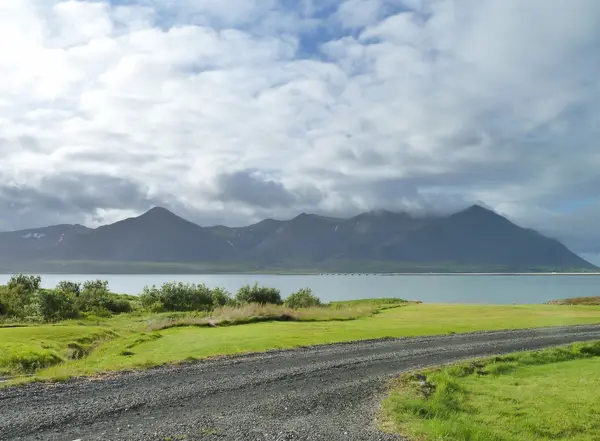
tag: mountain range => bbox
[0,205,595,273]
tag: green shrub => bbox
[7,274,41,294]
[211,287,233,307]
[140,282,217,312]
[236,284,283,305]
[34,289,78,322]
[0,285,30,318]
[76,280,111,312]
[74,280,133,315]
[284,288,321,309]
[56,280,82,296]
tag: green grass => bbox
[0,325,118,375]
[381,341,600,441]
[1,303,600,384]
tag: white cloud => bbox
[0,0,599,256]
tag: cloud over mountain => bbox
[1,0,599,261]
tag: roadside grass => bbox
[0,325,119,376]
[547,296,600,305]
[381,341,600,441]
[2,303,600,384]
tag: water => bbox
[1,273,599,304]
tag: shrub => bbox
[0,285,30,318]
[236,284,283,305]
[140,282,216,312]
[76,280,111,313]
[284,288,322,309]
[1,275,42,317]
[105,297,134,314]
[34,289,78,322]
[75,280,132,315]
[56,280,82,297]
[7,274,41,294]
[211,287,233,307]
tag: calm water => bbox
[1,274,599,304]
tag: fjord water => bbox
[1,274,599,304]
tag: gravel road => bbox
[2,324,599,441]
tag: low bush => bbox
[35,289,79,322]
[236,284,282,305]
[140,282,233,312]
[284,288,321,309]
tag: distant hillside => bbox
[0,205,595,273]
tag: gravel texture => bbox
[1,324,599,441]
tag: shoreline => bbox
[2,271,600,276]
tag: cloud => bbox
[214,169,323,209]
[0,0,599,257]
[0,173,157,231]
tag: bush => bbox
[212,287,233,307]
[0,285,30,318]
[284,288,322,309]
[76,280,111,313]
[56,281,82,297]
[140,282,220,312]
[34,289,78,322]
[7,274,41,294]
[236,284,282,305]
[75,280,133,315]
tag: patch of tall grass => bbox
[146,303,379,332]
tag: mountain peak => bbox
[138,206,182,220]
[460,204,498,216]
[144,206,173,215]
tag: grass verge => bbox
[547,296,600,305]
[2,302,600,385]
[381,341,600,441]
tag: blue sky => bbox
[1,0,600,263]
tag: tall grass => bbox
[547,296,600,305]
[146,303,379,332]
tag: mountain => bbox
[0,204,595,272]
[0,224,91,261]
[378,205,594,269]
[38,207,237,263]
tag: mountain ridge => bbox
[0,204,595,272]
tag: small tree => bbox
[236,284,282,305]
[284,288,321,309]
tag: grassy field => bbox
[381,341,600,441]
[2,302,600,384]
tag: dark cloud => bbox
[214,169,323,209]
[0,173,159,230]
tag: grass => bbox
[1,302,600,384]
[381,341,600,441]
[0,325,118,375]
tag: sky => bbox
[0,0,599,263]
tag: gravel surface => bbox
[1,324,599,441]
